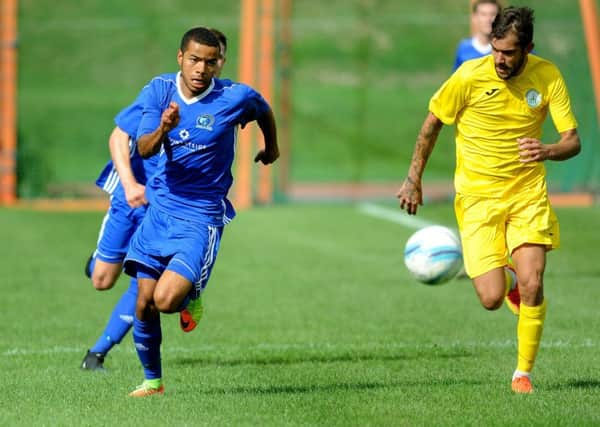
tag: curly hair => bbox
[491,6,534,48]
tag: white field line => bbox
[358,203,435,229]
[2,339,597,357]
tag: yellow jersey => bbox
[429,54,578,197]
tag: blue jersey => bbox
[453,37,491,71]
[137,72,270,225]
[95,86,160,197]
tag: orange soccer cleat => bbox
[180,296,203,332]
[511,376,533,394]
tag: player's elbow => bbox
[560,136,581,161]
[136,138,155,158]
[91,275,118,291]
[571,138,582,157]
[138,148,153,159]
[558,129,581,160]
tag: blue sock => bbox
[133,312,162,380]
[90,278,137,355]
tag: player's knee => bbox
[479,294,504,311]
[154,297,179,313]
[91,274,117,291]
[472,271,506,311]
[518,274,544,304]
[90,260,123,290]
[479,292,504,310]
[154,292,181,313]
[91,266,121,290]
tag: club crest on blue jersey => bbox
[525,89,542,108]
[196,114,215,131]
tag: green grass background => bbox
[16,0,600,197]
[1,203,600,425]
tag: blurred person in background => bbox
[397,6,580,394]
[80,29,228,371]
[453,0,502,70]
[210,27,228,72]
[122,26,278,397]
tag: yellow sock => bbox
[517,299,547,373]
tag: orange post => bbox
[233,0,258,210]
[0,0,18,205]
[256,0,275,204]
[580,0,600,122]
[277,0,292,196]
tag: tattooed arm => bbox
[396,112,444,215]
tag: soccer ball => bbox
[403,225,463,285]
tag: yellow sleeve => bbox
[428,70,469,125]
[548,68,578,133]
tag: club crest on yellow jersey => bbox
[525,89,542,108]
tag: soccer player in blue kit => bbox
[453,0,501,71]
[122,27,279,397]
[81,29,229,371]
[80,88,158,371]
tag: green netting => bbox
[16,0,599,198]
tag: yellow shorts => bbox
[454,188,560,278]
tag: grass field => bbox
[1,202,600,425]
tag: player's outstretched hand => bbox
[396,177,423,215]
[254,147,280,165]
[160,101,180,132]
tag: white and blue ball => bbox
[403,225,463,285]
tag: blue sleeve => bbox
[452,52,462,72]
[238,85,270,128]
[453,38,477,72]
[136,79,166,140]
[114,86,149,138]
[453,39,468,71]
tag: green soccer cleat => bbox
[179,296,203,332]
[128,380,164,397]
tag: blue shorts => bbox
[94,195,147,263]
[123,206,223,299]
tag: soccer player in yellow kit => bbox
[397,6,580,393]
